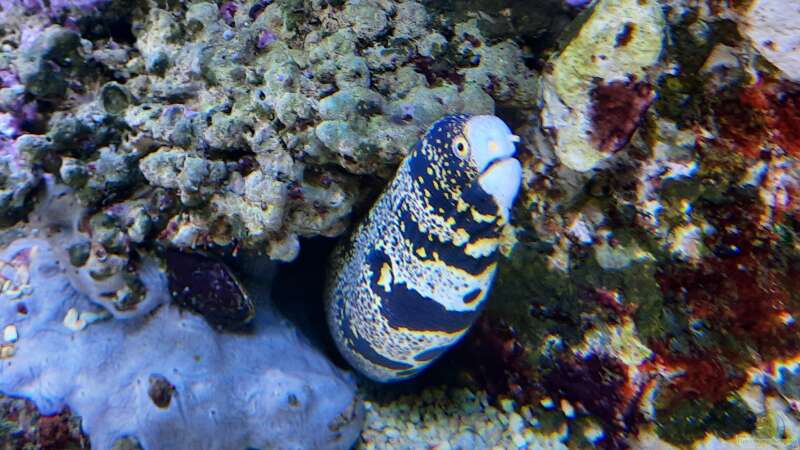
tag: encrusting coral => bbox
[0,177,363,450]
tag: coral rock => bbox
[539,0,665,172]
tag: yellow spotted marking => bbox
[445,260,498,283]
[496,211,509,226]
[377,263,393,292]
[415,256,499,292]
[415,247,427,258]
[452,228,470,246]
[465,237,499,258]
[470,207,497,223]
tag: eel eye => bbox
[452,136,469,160]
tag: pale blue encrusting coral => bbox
[0,182,363,450]
[0,240,363,450]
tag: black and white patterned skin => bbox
[326,114,521,382]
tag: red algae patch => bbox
[770,84,800,156]
[715,79,800,158]
[544,354,646,448]
[654,194,800,402]
[456,316,540,406]
[652,348,747,403]
[589,79,655,154]
[36,408,86,450]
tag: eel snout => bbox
[464,115,520,172]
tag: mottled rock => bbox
[17,25,83,99]
[100,82,131,115]
[343,0,389,41]
[539,0,665,171]
[0,141,40,226]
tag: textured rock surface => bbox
[466,0,800,447]
[743,0,800,81]
[0,0,544,313]
[1,0,538,267]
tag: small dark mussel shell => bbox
[164,248,255,331]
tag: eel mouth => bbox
[478,156,522,211]
[482,155,516,174]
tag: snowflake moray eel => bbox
[325,115,523,382]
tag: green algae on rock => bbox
[29,0,533,261]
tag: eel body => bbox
[325,114,522,382]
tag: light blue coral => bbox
[0,184,363,450]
